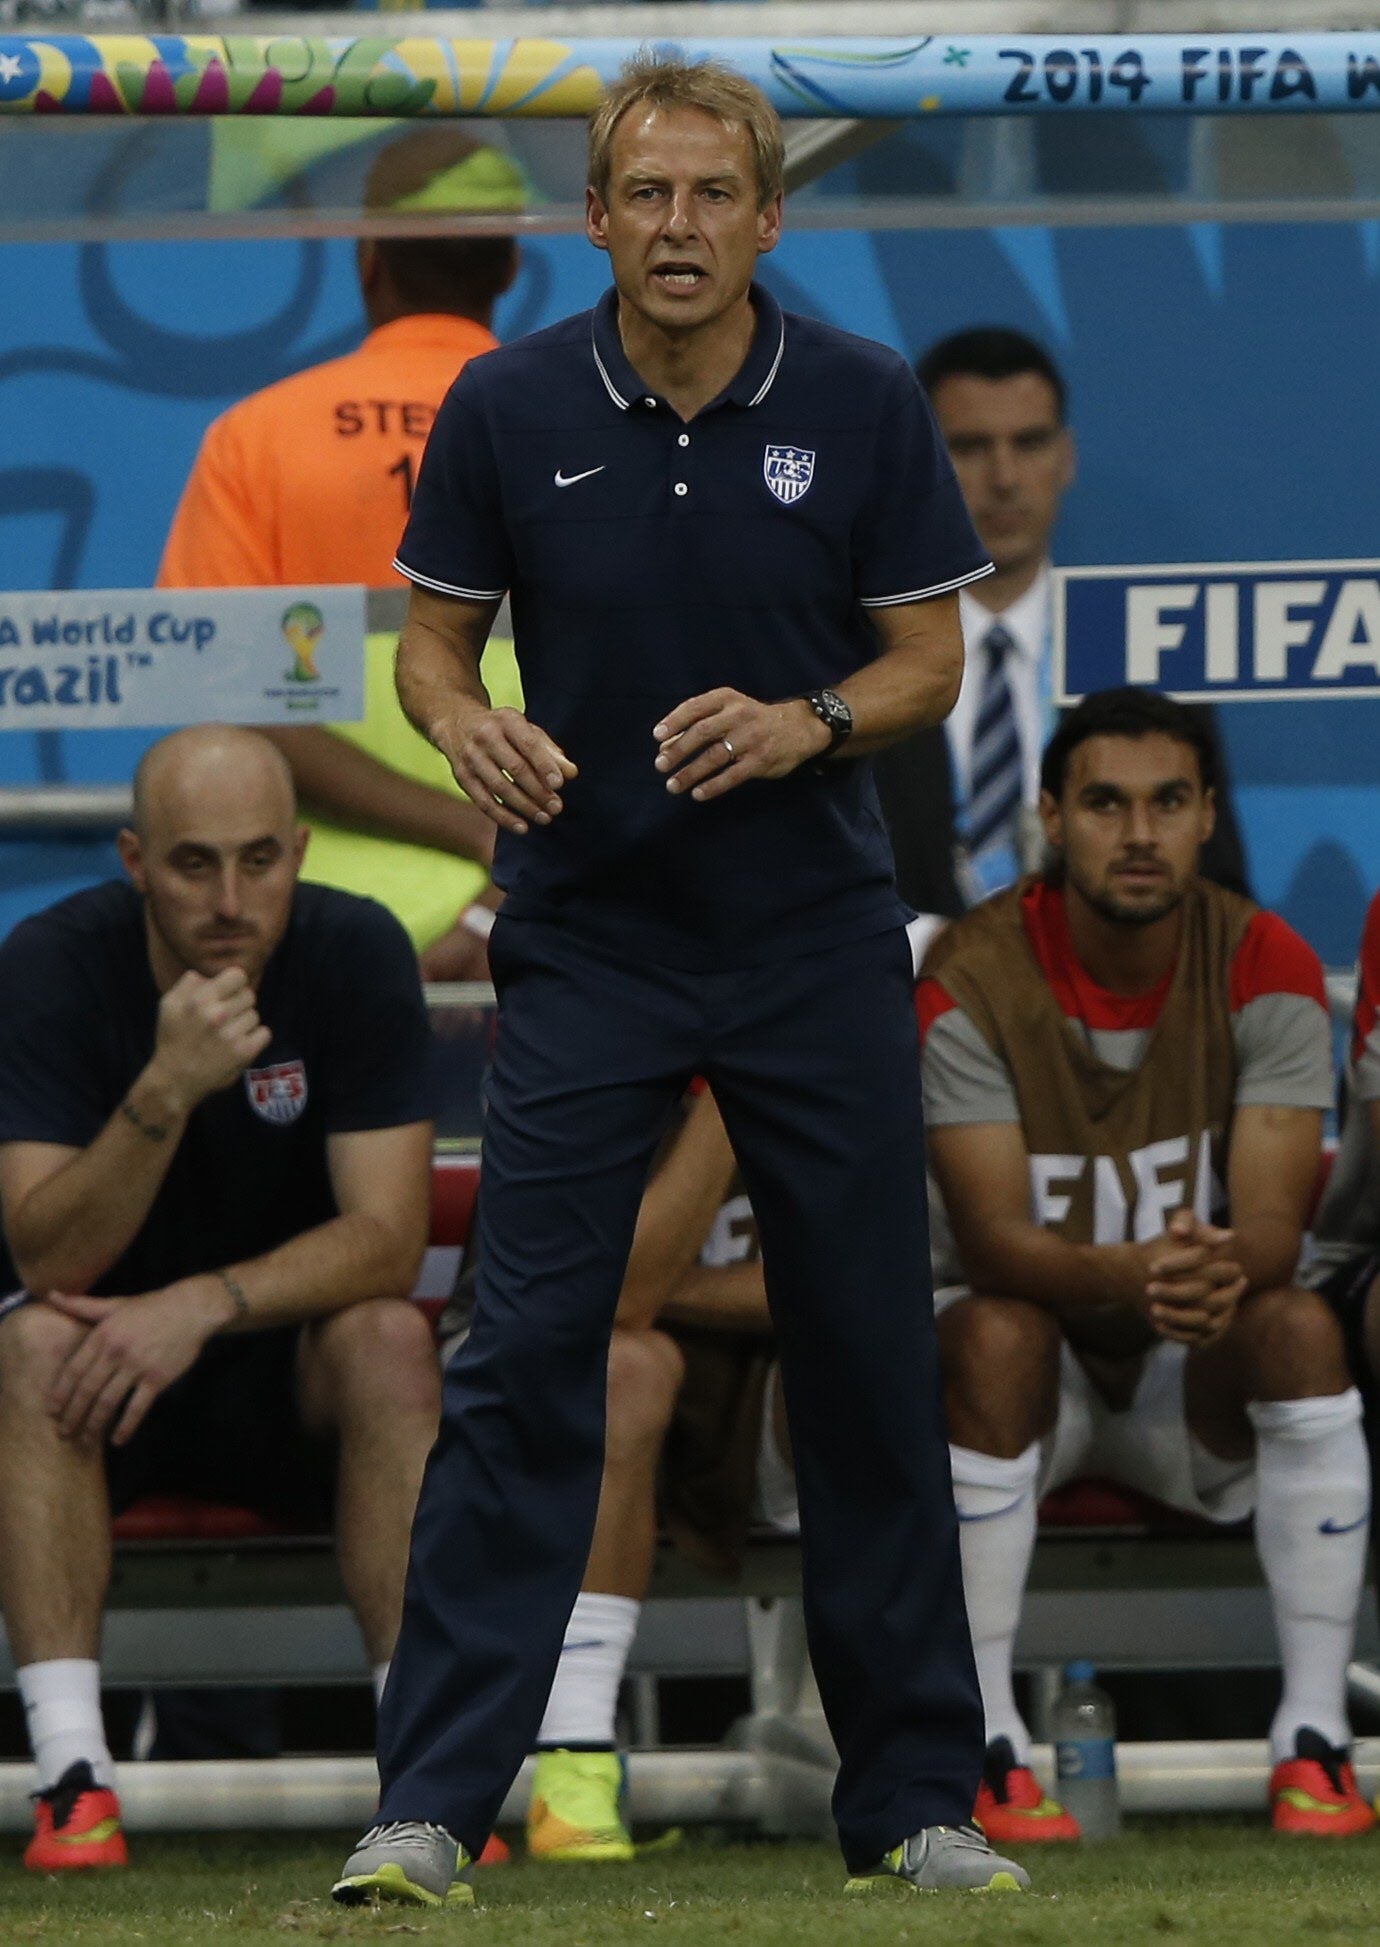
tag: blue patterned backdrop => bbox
[2,217,1378,960]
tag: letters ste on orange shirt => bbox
[157,313,522,950]
[159,314,498,589]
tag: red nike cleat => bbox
[1270,1728,1375,1837]
[24,1761,128,1871]
[477,1832,511,1866]
[974,1737,1081,1844]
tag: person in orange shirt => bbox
[159,129,525,979]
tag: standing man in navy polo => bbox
[334,55,1029,1909]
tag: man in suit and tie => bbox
[874,327,1248,928]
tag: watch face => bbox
[819,689,851,734]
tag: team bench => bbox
[3,1154,1374,1710]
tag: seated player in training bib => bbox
[918,687,1372,1843]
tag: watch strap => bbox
[803,688,853,753]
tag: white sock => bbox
[1248,1389,1369,1762]
[17,1659,114,1791]
[372,1661,390,1709]
[535,1593,639,1749]
[950,1442,1041,1765]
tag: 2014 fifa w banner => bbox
[5,35,1380,122]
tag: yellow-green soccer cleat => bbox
[331,1821,474,1906]
[845,1824,1031,1894]
[527,1748,635,1862]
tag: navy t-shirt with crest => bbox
[397,282,992,969]
[0,880,432,1298]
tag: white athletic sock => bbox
[535,1593,640,1749]
[1248,1389,1369,1762]
[950,1442,1042,1765]
[372,1661,390,1709]
[17,1659,114,1791]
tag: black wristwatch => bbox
[802,687,853,755]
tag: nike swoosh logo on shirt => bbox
[1319,1513,1368,1535]
[554,466,606,488]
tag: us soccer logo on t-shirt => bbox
[763,445,814,505]
[245,1059,308,1125]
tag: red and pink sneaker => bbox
[974,1737,1081,1845]
[24,1761,128,1872]
[1270,1728,1375,1837]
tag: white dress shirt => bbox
[949,567,1052,816]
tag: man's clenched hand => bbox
[1137,1208,1247,1346]
[150,968,271,1114]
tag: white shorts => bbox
[934,1286,1257,1525]
[1041,1337,1256,1526]
[754,1366,800,1535]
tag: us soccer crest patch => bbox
[245,1059,308,1126]
[763,444,815,505]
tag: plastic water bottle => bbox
[1052,1661,1121,1839]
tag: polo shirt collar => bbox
[590,282,786,414]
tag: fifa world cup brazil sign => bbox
[0,589,364,729]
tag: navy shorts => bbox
[0,1294,335,1528]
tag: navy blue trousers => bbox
[377,917,982,1869]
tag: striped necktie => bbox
[967,622,1023,860]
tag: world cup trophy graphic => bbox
[281,601,325,683]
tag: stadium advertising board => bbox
[2,33,1380,122]
[1054,562,1380,704]
[0,587,364,729]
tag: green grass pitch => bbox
[1,1825,1378,1945]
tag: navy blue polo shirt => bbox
[398,283,991,968]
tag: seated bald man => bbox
[0,726,439,1872]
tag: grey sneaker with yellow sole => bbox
[331,1820,473,1907]
[845,1823,1030,1894]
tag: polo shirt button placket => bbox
[672,429,691,506]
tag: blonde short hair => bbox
[588,53,785,211]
